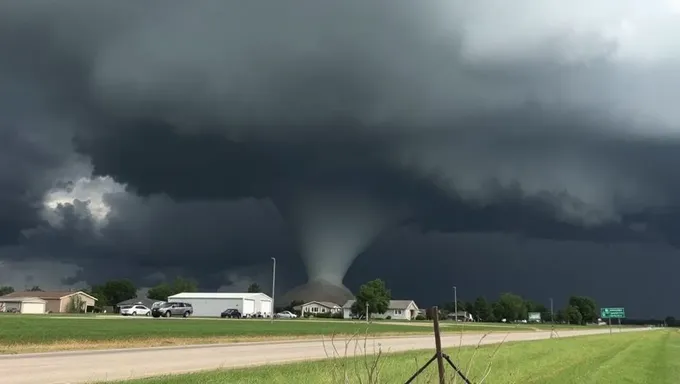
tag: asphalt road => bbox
[0,327,653,384]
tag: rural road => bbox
[0,327,654,384]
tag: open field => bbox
[0,315,526,353]
[115,329,679,384]
[0,327,654,384]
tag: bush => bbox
[332,312,343,319]
[315,312,332,318]
[386,316,392,320]
[415,314,426,320]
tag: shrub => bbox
[386,316,392,320]
[415,314,426,320]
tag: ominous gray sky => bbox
[1,0,680,317]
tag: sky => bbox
[1,1,680,317]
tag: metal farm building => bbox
[167,292,273,317]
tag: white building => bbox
[342,300,419,320]
[167,292,273,317]
[0,297,46,314]
[300,301,342,315]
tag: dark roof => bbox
[116,297,158,307]
[2,291,97,301]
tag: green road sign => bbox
[600,307,626,319]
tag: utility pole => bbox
[549,297,556,339]
[453,286,458,322]
[366,302,369,323]
[270,257,276,323]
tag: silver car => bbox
[151,302,193,318]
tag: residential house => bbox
[300,301,342,316]
[1,291,97,313]
[448,311,474,322]
[342,300,419,320]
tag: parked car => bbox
[275,310,297,319]
[120,305,151,316]
[220,308,242,319]
[151,302,193,318]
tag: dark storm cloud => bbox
[0,1,680,315]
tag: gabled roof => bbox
[0,296,46,303]
[342,300,418,310]
[167,292,272,300]
[2,291,97,301]
[302,301,341,309]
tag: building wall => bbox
[344,303,418,320]
[302,303,337,314]
[172,298,243,317]
[45,299,62,313]
[57,294,96,313]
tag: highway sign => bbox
[600,307,625,319]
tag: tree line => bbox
[439,293,600,325]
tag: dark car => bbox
[151,302,193,318]
[220,308,242,319]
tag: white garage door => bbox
[260,300,272,315]
[243,299,255,315]
[21,302,45,314]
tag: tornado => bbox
[275,187,405,305]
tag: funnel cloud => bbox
[0,1,679,316]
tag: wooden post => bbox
[431,306,446,384]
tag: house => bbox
[342,300,419,320]
[166,292,273,317]
[0,297,46,314]
[116,297,160,311]
[0,291,97,313]
[448,311,474,322]
[300,301,342,315]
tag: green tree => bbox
[665,316,676,327]
[90,279,137,307]
[171,277,198,293]
[565,305,583,325]
[496,293,528,321]
[247,283,261,293]
[147,283,173,301]
[568,296,598,324]
[0,286,14,296]
[28,285,43,291]
[555,309,566,323]
[66,295,85,313]
[148,277,198,301]
[473,296,494,322]
[351,279,391,319]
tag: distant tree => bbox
[90,279,137,307]
[555,309,566,323]
[148,277,198,301]
[565,305,583,325]
[665,316,676,327]
[496,293,528,322]
[147,283,173,301]
[247,283,261,293]
[0,286,14,296]
[66,295,86,313]
[351,279,391,319]
[171,277,198,294]
[568,296,598,324]
[473,297,494,322]
[28,286,43,292]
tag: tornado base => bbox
[280,279,355,306]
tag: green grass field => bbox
[116,330,679,384]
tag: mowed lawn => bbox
[0,315,484,352]
[119,330,679,384]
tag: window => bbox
[394,310,402,315]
